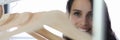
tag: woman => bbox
[67,0,92,34]
[65,0,116,40]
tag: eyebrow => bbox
[88,11,92,14]
[73,9,92,13]
[87,11,93,16]
[73,9,81,12]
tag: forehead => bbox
[71,0,91,11]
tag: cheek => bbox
[70,16,79,25]
[88,20,92,27]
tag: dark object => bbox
[4,4,8,14]
[63,36,73,40]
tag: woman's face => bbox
[0,5,3,18]
[69,0,92,33]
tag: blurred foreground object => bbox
[0,10,91,40]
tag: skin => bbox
[0,5,3,18]
[69,0,92,33]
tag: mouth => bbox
[77,27,92,34]
[78,28,87,32]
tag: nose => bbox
[79,17,87,26]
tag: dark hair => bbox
[66,0,73,13]
[104,2,117,40]
[66,0,116,40]
[66,0,93,13]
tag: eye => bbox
[87,11,93,20]
[73,11,81,17]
